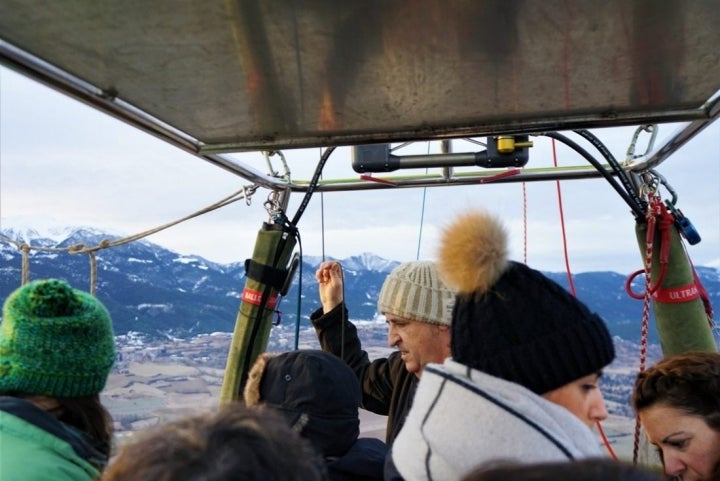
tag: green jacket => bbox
[311,303,417,445]
[0,397,103,481]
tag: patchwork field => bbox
[106,331,655,463]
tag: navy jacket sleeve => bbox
[311,303,397,414]
[311,303,416,445]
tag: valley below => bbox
[104,322,666,462]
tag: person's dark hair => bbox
[460,458,663,481]
[56,395,114,456]
[632,351,720,431]
[103,403,327,481]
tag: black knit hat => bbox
[244,350,360,457]
[438,210,615,395]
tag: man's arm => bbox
[311,303,397,415]
[312,261,396,414]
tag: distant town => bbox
[105,321,667,460]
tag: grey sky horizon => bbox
[1,66,718,275]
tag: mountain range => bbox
[1,225,718,345]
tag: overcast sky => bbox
[1,66,718,274]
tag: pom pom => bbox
[26,279,80,317]
[437,210,509,295]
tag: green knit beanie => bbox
[0,279,116,397]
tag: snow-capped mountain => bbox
[0,225,396,337]
[1,216,125,244]
[1,225,718,344]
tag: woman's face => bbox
[639,404,720,481]
[542,372,608,428]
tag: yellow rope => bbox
[20,244,31,285]
[88,251,97,296]
[0,184,258,294]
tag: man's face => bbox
[385,314,451,377]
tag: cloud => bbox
[1,66,718,274]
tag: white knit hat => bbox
[377,261,455,325]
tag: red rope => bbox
[632,196,658,465]
[625,197,672,299]
[478,168,522,183]
[597,421,617,459]
[359,175,398,186]
[552,139,617,458]
[550,139,576,296]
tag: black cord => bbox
[291,146,335,227]
[288,146,343,355]
[544,132,646,219]
[573,129,647,215]
[293,233,303,350]
[339,263,346,361]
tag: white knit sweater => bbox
[391,359,606,481]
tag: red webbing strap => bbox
[652,282,700,303]
[687,250,715,325]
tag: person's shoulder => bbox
[328,437,388,480]
[335,437,387,463]
[0,420,99,481]
[353,437,388,457]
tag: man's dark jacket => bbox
[311,303,417,445]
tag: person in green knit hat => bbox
[0,278,116,481]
